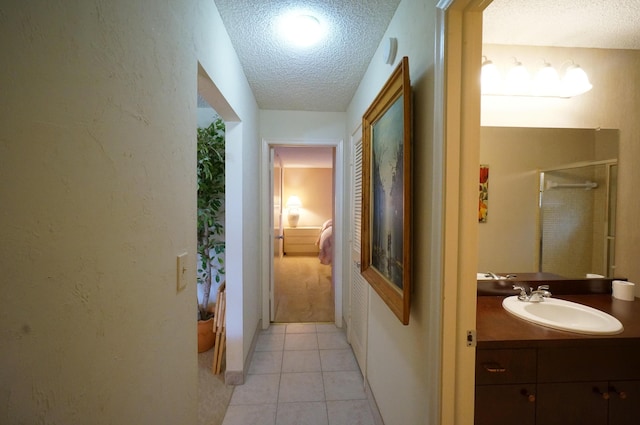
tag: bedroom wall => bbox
[283,168,333,228]
[345,0,442,424]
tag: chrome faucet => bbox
[513,284,552,302]
[484,272,518,280]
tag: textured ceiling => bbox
[210,0,639,115]
[213,0,401,112]
[484,0,640,49]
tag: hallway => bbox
[221,323,382,425]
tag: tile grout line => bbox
[317,325,332,425]
[273,324,289,422]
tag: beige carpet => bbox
[198,348,233,425]
[274,255,334,322]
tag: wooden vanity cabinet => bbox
[608,380,640,425]
[536,346,640,425]
[475,384,536,425]
[475,344,640,425]
[536,381,640,425]
[536,381,609,425]
[475,349,536,425]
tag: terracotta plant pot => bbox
[197,317,215,353]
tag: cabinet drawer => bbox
[284,227,320,238]
[476,349,537,385]
[285,243,318,254]
[284,227,320,255]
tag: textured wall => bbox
[346,0,440,424]
[194,0,261,382]
[0,0,198,423]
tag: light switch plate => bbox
[177,252,188,292]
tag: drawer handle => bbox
[593,386,610,400]
[520,389,536,403]
[483,362,506,373]
[609,386,628,400]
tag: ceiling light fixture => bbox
[481,56,592,98]
[278,13,325,47]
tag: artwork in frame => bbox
[361,56,412,325]
[479,164,489,223]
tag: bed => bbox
[316,219,333,265]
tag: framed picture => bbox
[361,57,412,325]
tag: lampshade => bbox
[504,61,530,95]
[286,195,302,228]
[286,195,302,208]
[481,58,501,94]
[562,64,592,97]
[533,62,560,96]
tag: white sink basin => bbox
[502,296,624,335]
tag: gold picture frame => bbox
[361,56,412,325]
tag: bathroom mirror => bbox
[477,126,619,279]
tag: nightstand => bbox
[283,227,321,255]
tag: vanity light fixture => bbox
[481,56,592,98]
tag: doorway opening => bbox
[273,146,335,323]
[261,139,345,328]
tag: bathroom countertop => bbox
[476,294,640,349]
[476,272,621,296]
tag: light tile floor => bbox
[221,323,382,425]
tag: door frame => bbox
[260,138,345,329]
[436,0,488,423]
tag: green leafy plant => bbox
[197,117,225,320]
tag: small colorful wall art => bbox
[479,164,489,223]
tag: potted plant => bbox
[197,117,225,352]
